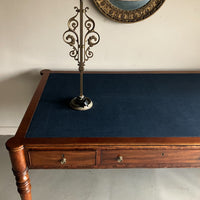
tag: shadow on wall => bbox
[0,69,41,126]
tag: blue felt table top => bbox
[26,73,200,138]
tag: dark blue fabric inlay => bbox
[26,73,200,138]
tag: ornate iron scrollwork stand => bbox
[63,0,100,111]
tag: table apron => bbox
[25,145,200,169]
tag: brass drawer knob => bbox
[60,155,67,165]
[117,155,123,163]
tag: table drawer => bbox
[28,150,96,168]
[101,149,200,168]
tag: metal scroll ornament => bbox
[63,0,100,111]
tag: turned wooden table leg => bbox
[6,138,32,200]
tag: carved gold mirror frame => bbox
[93,0,165,23]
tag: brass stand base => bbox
[69,96,93,111]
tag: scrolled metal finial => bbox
[63,0,100,111]
[63,2,100,67]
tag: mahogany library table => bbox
[6,70,200,200]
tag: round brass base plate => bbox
[69,96,93,111]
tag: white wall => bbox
[1,0,200,134]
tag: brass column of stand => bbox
[63,0,100,111]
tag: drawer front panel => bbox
[101,149,200,168]
[29,150,96,168]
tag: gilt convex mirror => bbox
[93,0,165,23]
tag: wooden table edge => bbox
[6,136,200,150]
